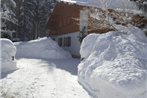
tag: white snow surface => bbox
[60,0,137,10]
[78,26,147,98]
[15,37,72,59]
[0,37,91,98]
[0,38,17,75]
[10,0,16,7]
[0,58,91,98]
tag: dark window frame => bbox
[63,37,71,47]
[58,38,63,46]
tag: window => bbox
[58,37,71,47]
[63,37,71,47]
[52,38,56,41]
[58,38,63,46]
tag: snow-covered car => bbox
[0,38,17,76]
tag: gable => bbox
[48,2,147,36]
[48,2,83,36]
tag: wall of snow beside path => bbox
[15,37,72,59]
[78,26,147,98]
[0,38,17,73]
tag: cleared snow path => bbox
[0,58,91,98]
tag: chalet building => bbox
[47,1,113,57]
[47,1,147,57]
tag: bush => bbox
[1,33,11,39]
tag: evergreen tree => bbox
[1,0,17,31]
[15,0,57,40]
[1,0,57,40]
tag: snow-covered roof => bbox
[60,0,138,10]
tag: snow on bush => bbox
[15,37,72,59]
[78,26,147,98]
[0,38,17,73]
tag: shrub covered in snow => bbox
[0,38,17,74]
[78,26,147,98]
[15,37,72,59]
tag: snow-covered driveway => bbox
[0,58,91,98]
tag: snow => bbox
[0,58,91,98]
[60,0,138,10]
[115,8,143,15]
[0,37,91,98]
[78,26,147,98]
[1,10,17,25]
[10,0,16,8]
[15,37,72,59]
[0,38,17,78]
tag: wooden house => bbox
[47,1,147,57]
[47,1,112,57]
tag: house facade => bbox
[47,2,107,57]
[47,1,147,57]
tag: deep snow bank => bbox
[78,26,147,98]
[15,37,71,59]
[0,38,17,73]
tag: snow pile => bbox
[15,37,72,59]
[0,38,17,73]
[78,26,147,98]
[61,0,137,10]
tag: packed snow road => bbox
[0,58,91,98]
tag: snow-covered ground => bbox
[1,27,147,98]
[78,26,147,98]
[0,38,17,78]
[0,58,91,98]
[0,37,91,98]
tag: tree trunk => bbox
[35,23,38,39]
